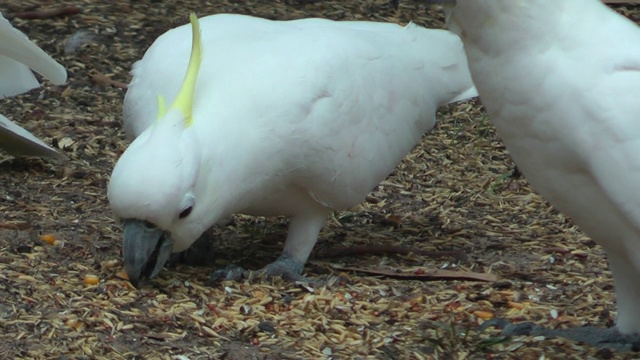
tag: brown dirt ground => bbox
[1,1,639,359]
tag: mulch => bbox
[0,1,637,359]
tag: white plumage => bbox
[108,13,476,285]
[445,0,640,341]
[0,12,67,159]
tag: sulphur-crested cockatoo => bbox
[0,12,67,159]
[435,0,640,350]
[108,13,477,286]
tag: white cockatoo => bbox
[0,12,67,159]
[108,13,477,286]
[433,0,640,350]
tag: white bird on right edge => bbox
[430,0,640,351]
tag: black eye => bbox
[179,206,193,219]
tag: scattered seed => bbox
[40,234,56,245]
[473,310,494,320]
[83,274,100,285]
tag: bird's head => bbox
[107,13,205,286]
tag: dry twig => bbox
[90,71,128,89]
[8,6,81,20]
[331,265,498,282]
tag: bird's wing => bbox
[0,12,67,89]
[201,17,475,208]
[286,19,477,104]
[124,15,476,141]
[123,14,476,209]
[0,114,64,159]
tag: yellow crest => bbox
[156,12,202,126]
[156,94,167,120]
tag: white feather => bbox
[0,13,67,90]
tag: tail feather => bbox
[0,56,41,98]
[0,114,65,159]
[0,12,67,159]
[0,13,67,88]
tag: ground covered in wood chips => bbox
[1,1,640,359]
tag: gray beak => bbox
[122,219,173,287]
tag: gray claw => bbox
[260,254,307,282]
[206,254,310,285]
[479,318,516,333]
[479,319,640,352]
[208,265,248,284]
[501,322,540,336]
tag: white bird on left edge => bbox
[0,12,67,159]
[107,13,477,286]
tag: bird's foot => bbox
[481,318,640,352]
[208,264,249,283]
[207,254,310,285]
[259,254,306,282]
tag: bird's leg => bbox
[259,208,329,281]
[607,251,640,335]
[208,207,329,284]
